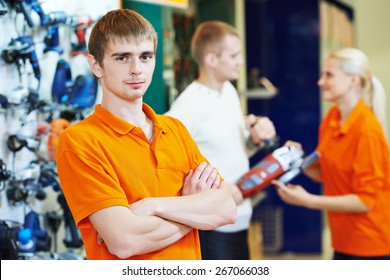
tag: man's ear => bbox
[87,54,102,78]
[204,52,218,68]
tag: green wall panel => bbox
[197,0,235,24]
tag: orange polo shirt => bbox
[317,100,390,256]
[56,104,207,260]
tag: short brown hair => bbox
[88,9,158,66]
[191,21,239,66]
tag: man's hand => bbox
[182,162,220,196]
[228,183,244,205]
[124,162,220,223]
[283,140,303,150]
[247,114,276,145]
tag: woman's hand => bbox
[272,180,314,208]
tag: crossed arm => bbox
[89,162,237,259]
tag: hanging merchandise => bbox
[1,0,119,261]
[43,11,68,54]
[0,0,7,16]
[1,35,41,87]
[0,93,9,109]
[68,14,94,57]
[27,0,49,26]
[0,158,11,192]
[51,59,73,105]
[71,74,98,109]
[0,220,19,260]
[1,152,84,258]
[0,211,51,259]
[1,36,42,108]
[51,58,98,109]
[19,211,51,257]
[5,0,35,27]
[47,111,76,161]
[6,91,44,159]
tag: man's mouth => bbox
[125,81,144,89]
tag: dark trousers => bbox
[199,229,249,260]
[333,251,390,260]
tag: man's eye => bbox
[116,56,128,62]
[141,54,153,61]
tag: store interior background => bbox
[0,0,389,260]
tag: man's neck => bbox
[101,95,145,125]
[197,72,225,93]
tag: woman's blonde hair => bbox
[329,47,387,136]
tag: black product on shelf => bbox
[0,221,19,260]
[0,0,7,16]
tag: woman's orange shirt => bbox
[317,100,390,256]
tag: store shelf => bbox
[240,88,278,100]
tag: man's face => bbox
[214,35,244,81]
[91,38,156,102]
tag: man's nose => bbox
[129,59,142,75]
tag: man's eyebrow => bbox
[140,50,156,56]
[111,52,130,57]
[111,51,155,57]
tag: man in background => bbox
[166,21,276,259]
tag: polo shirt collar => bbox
[331,99,366,135]
[143,103,167,135]
[93,104,166,135]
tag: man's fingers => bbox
[204,168,218,188]
[210,172,221,189]
[198,164,215,182]
[183,162,221,193]
[247,114,257,127]
[211,175,221,189]
[284,140,302,149]
[250,117,276,142]
[184,169,193,185]
[192,162,208,179]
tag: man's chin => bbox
[229,75,239,81]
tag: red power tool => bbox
[68,14,94,56]
[237,146,319,198]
